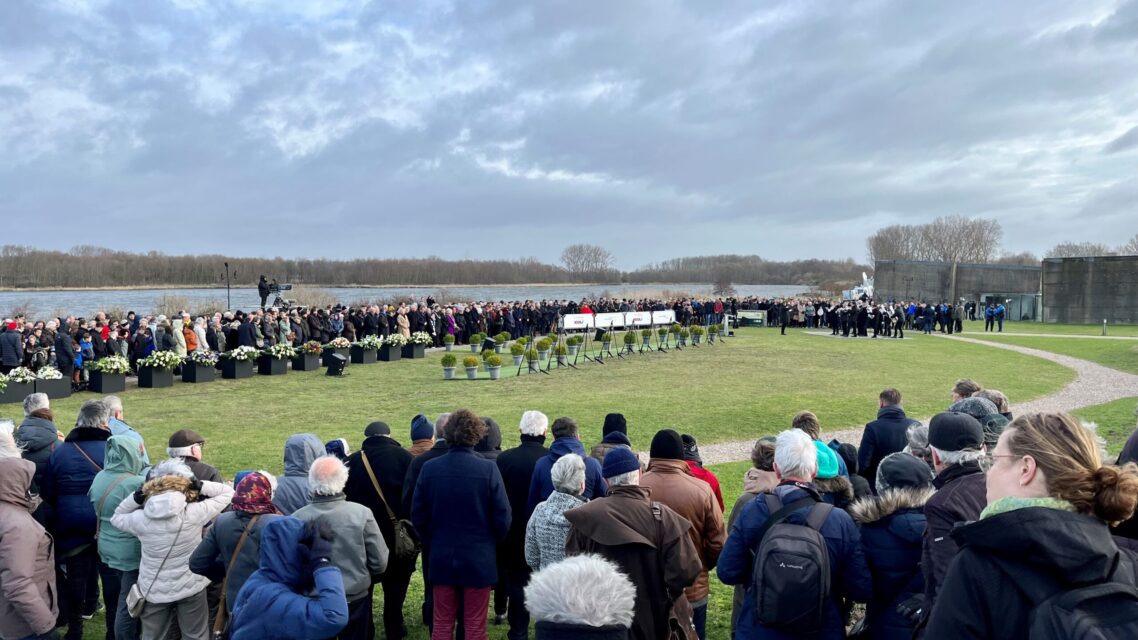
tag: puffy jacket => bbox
[273,434,324,515]
[88,436,145,571]
[527,437,608,516]
[921,463,986,609]
[190,510,283,613]
[858,405,918,493]
[293,495,388,602]
[718,482,873,640]
[848,488,934,640]
[110,481,234,604]
[16,414,59,494]
[640,458,726,603]
[525,490,585,571]
[229,517,349,640]
[0,458,58,640]
[41,426,110,554]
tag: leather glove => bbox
[896,594,925,624]
[133,489,147,505]
[188,478,204,494]
[302,521,336,574]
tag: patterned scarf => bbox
[980,495,1073,520]
[232,472,283,515]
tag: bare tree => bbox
[867,216,1001,264]
[994,251,1039,266]
[712,275,737,297]
[1045,242,1115,258]
[1117,234,1138,256]
[866,224,924,263]
[560,244,615,276]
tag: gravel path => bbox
[970,332,1138,340]
[688,332,1138,467]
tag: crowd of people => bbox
[2,375,1138,640]
[741,298,1009,337]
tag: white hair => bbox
[150,458,195,480]
[76,399,110,429]
[774,429,818,480]
[551,454,585,495]
[434,412,453,439]
[524,554,636,628]
[23,392,49,417]
[0,420,21,459]
[606,470,639,488]
[930,446,987,466]
[519,410,549,437]
[309,456,348,496]
[103,395,123,415]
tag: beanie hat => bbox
[601,431,631,447]
[325,439,350,461]
[814,441,840,479]
[410,414,433,441]
[602,447,640,478]
[649,429,684,460]
[948,397,999,423]
[875,452,935,494]
[681,434,702,463]
[364,421,391,437]
[603,413,627,436]
[928,412,984,452]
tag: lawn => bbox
[1073,396,1138,457]
[40,326,1076,640]
[960,319,1138,337]
[964,334,1138,375]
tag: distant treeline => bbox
[0,246,867,289]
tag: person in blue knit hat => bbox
[407,414,434,457]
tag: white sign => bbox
[594,313,625,329]
[562,314,594,330]
[625,311,652,326]
[652,310,677,325]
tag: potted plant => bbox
[708,324,719,342]
[350,335,381,364]
[322,337,351,367]
[183,350,218,384]
[536,338,552,361]
[88,356,130,393]
[137,351,181,388]
[444,334,455,351]
[510,342,525,366]
[494,332,511,353]
[258,343,295,376]
[469,332,484,353]
[678,327,690,346]
[293,340,323,371]
[622,331,637,353]
[641,328,653,346]
[566,335,580,356]
[553,344,569,366]
[222,346,259,379]
[485,354,503,380]
[441,353,457,379]
[463,355,480,380]
[32,365,70,399]
[0,368,36,404]
[525,348,540,373]
[690,325,705,344]
[381,334,407,361]
[405,332,431,359]
[598,332,611,352]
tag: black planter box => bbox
[182,361,216,384]
[350,345,378,364]
[138,367,174,389]
[89,371,126,393]
[379,345,402,362]
[401,344,425,359]
[322,348,350,368]
[0,380,35,404]
[34,377,72,399]
[257,355,289,376]
[292,354,321,371]
[222,359,255,379]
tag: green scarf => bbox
[980,495,1074,520]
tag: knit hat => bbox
[169,429,206,448]
[681,434,702,463]
[410,414,433,441]
[875,452,935,494]
[948,397,999,423]
[928,412,984,452]
[325,439,350,461]
[601,431,631,447]
[602,447,640,478]
[649,429,684,460]
[603,413,627,436]
[364,421,391,437]
[814,441,840,479]
[232,472,283,515]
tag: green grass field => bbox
[960,319,1138,336]
[37,325,1089,640]
[965,334,1138,375]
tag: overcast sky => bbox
[1,0,1135,269]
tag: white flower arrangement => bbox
[189,350,219,366]
[7,367,38,384]
[327,337,351,349]
[355,335,383,350]
[36,365,64,380]
[385,333,409,347]
[410,331,432,346]
[139,350,182,370]
[90,356,131,375]
[223,346,260,362]
[0,373,7,392]
[264,343,298,360]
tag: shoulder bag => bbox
[127,524,184,618]
[359,454,420,562]
[212,515,260,639]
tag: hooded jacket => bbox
[848,487,934,640]
[41,426,110,554]
[189,509,283,613]
[474,418,503,460]
[0,457,58,639]
[273,433,324,515]
[925,507,1138,640]
[859,406,919,493]
[110,480,234,604]
[16,414,59,493]
[88,436,145,571]
[528,437,608,516]
[228,517,349,640]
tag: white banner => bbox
[625,311,652,326]
[594,312,625,329]
[562,314,594,330]
[652,310,677,325]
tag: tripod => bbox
[579,322,600,365]
[546,320,576,371]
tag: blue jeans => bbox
[114,569,140,640]
[692,601,707,640]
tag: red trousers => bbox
[431,585,490,640]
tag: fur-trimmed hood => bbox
[524,554,635,628]
[848,487,936,525]
[815,475,854,505]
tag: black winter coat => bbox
[859,405,918,493]
[345,435,413,561]
[54,331,75,372]
[16,415,59,494]
[926,507,1138,640]
[921,463,986,608]
[402,440,448,515]
[495,436,549,569]
[0,329,23,366]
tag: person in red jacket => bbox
[681,434,724,511]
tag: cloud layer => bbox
[2,0,1135,267]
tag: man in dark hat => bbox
[590,413,632,466]
[165,428,221,483]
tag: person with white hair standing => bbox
[717,429,872,639]
[526,453,586,571]
[294,456,389,640]
[525,554,636,640]
[111,458,234,640]
[103,395,149,467]
[15,392,60,498]
[495,410,551,638]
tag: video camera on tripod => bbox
[269,283,306,312]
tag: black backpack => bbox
[751,493,833,633]
[1011,560,1138,640]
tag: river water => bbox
[0,283,811,319]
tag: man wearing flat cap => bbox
[165,428,222,483]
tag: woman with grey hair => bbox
[525,453,586,571]
[525,554,636,639]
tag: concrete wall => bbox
[874,260,1041,305]
[1042,256,1138,324]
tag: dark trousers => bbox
[380,560,414,640]
[59,546,113,640]
[692,602,708,640]
[502,564,531,640]
[341,592,375,640]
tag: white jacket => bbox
[111,481,233,604]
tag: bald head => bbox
[308,456,348,496]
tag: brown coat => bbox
[640,458,726,602]
[565,484,701,640]
[406,439,434,458]
[0,457,58,639]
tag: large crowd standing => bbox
[3,373,1138,640]
[740,298,1009,336]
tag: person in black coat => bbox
[54,327,76,379]
[236,317,257,348]
[494,411,550,639]
[402,413,450,627]
[343,421,415,640]
[859,389,921,493]
[925,412,1138,640]
[0,321,25,373]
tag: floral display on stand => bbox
[223,346,261,361]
